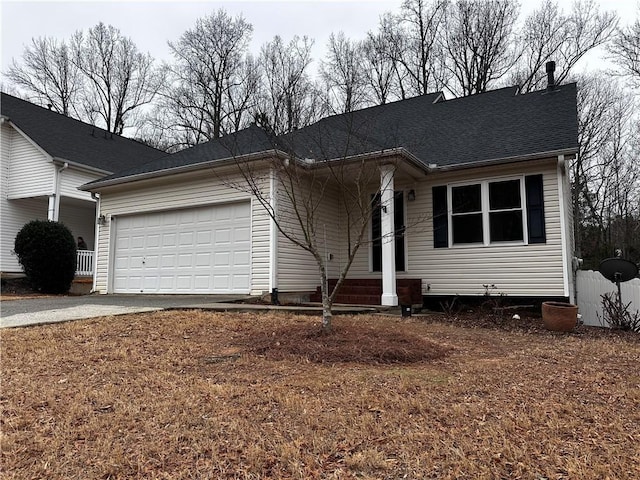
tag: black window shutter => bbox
[432,186,448,248]
[525,174,546,243]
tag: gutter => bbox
[431,148,578,173]
[80,149,291,191]
[302,147,428,173]
[80,143,579,192]
[51,156,112,175]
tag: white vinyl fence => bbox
[576,270,640,327]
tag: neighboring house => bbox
[0,92,165,275]
[82,75,578,305]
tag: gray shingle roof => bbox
[83,83,578,188]
[1,92,165,173]
[282,84,578,166]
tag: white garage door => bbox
[113,202,251,294]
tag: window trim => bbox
[447,176,529,248]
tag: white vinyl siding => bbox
[93,169,271,295]
[276,180,343,292]
[414,159,566,297]
[6,126,53,199]
[0,197,48,272]
[1,124,50,272]
[59,168,103,201]
[345,158,568,297]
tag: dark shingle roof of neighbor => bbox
[0,92,165,173]
[85,83,578,187]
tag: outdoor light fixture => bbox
[97,215,107,225]
[408,189,416,201]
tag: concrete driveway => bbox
[0,294,378,328]
[0,294,249,328]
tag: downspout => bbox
[49,161,68,221]
[556,155,573,302]
[91,192,100,293]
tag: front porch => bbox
[310,278,422,306]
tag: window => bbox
[488,179,523,242]
[432,175,545,248]
[452,184,483,244]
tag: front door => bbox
[372,191,405,272]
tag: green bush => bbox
[14,220,77,294]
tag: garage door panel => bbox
[196,231,212,245]
[178,253,193,268]
[234,275,250,289]
[216,229,230,244]
[113,202,251,294]
[234,251,250,266]
[195,252,211,266]
[235,226,250,242]
[163,233,177,247]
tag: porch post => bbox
[47,195,57,221]
[380,164,398,306]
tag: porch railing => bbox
[76,250,94,276]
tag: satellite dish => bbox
[598,258,638,283]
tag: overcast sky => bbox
[1,0,638,79]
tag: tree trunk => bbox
[321,292,333,334]
[319,266,332,333]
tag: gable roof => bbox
[282,85,578,167]
[0,92,165,173]
[83,83,578,189]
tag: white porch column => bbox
[47,195,57,221]
[380,164,397,306]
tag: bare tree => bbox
[573,73,639,267]
[227,131,395,332]
[320,32,369,113]
[513,0,617,93]
[375,0,448,99]
[163,9,253,145]
[227,54,262,134]
[6,37,83,116]
[257,35,320,134]
[442,0,520,96]
[609,11,640,88]
[361,30,397,104]
[72,23,163,134]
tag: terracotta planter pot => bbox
[542,301,578,332]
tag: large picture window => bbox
[433,175,545,248]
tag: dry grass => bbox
[1,311,639,479]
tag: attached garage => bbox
[112,202,251,294]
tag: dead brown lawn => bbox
[1,311,639,479]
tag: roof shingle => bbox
[82,83,579,187]
[1,92,165,173]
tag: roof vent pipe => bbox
[546,61,556,91]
